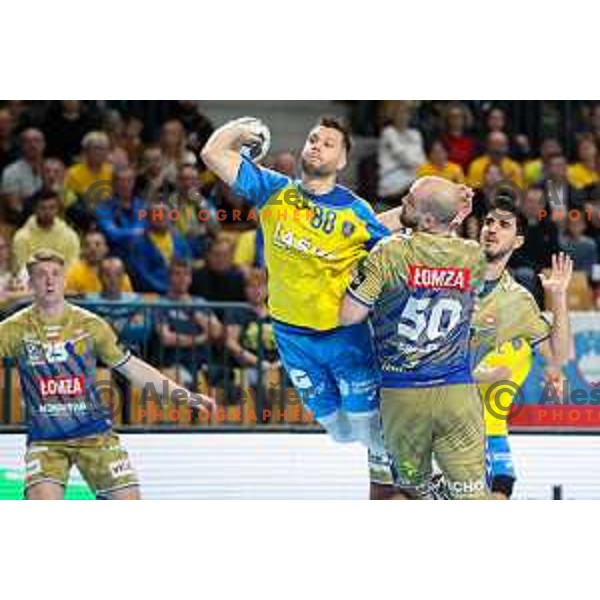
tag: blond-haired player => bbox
[0,249,213,500]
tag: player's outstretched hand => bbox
[539,252,573,297]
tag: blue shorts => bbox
[273,322,380,420]
[485,435,516,482]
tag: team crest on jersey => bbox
[342,221,356,238]
[23,339,44,364]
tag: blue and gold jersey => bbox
[0,303,130,441]
[471,270,551,435]
[348,231,487,388]
[233,157,389,331]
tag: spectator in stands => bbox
[467,131,523,188]
[269,151,297,178]
[524,138,562,187]
[65,131,113,200]
[559,211,598,276]
[464,162,505,238]
[12,190,80,272]
[130,201,191,294]
[377,100,425,203]
[484,107,507,136]
[439,102,476,171]
[191,237,246,307]
[172,164,220,259]
[116,117,144,167]
[84,256,149,349]
[233,226,264,277]
[0,230,29,307]
[159,119,197,185]
[588,104,600,147]
[134,145,174,200]
[166,101,214,157]
[543,153,584,212]
[584,185,600,249]
[1,128,45,225]
[20,158,78,226]
[96,166,146,259]
[0,108,17,174]
[65,230,134,295]
[482,105,529,162]
[226,269,279,383]
[568,135,599,190]
[41,101,101,165]
[510,186,560,302]
[416,139,465,183]
[155,259,223,386]
[91,256,138,302]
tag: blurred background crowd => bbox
[0,100,598,421]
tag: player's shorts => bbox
[24,432,139,498]
[380,384,488,499]
[273,322,380,420]
[486,434,516,495]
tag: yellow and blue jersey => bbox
[233,157,390,331]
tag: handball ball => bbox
[237,117,271,162]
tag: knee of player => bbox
[318,415,355,444]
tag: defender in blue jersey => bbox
[202,117,399,450]
[341,177,488,499]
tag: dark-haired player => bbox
[0,249,213,499]
[473,197,571,499]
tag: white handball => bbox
[236,116,271,163]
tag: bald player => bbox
[341,176,488,499]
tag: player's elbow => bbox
[200,144,217,170]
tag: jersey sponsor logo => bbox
[109,458,134,478]
[408,265,470,291]
[288,369,313,390]
[272,222,337,260]
[38,375,85,398]
[25,459,42,479]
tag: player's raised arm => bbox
[117,355,215,413]
[539,252,573,366]
[202,117,287,208]
[201,118,267,186]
